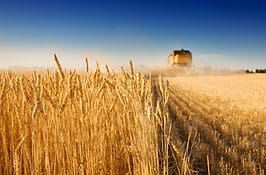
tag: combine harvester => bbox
[159,48,193,76]
[149,48,193,76]
[169,48,192,67]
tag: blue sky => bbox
[0,0,266,69]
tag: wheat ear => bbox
[54,54,65,79]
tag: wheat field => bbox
[0,56,178,175]
[0,56,265,174]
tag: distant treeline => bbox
[246,69,266,73]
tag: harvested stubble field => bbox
[167,74,265,174]
[0,57,265,175]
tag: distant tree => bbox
[245,69,253,73]
[255,69,266,73]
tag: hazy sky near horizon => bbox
[0,0,266,70]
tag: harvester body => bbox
[169,49,192,67]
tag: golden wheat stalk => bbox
[85,57,89,73]
[54,54,65,79]
[129,60,134,78]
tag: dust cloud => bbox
[135,65,244,77]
